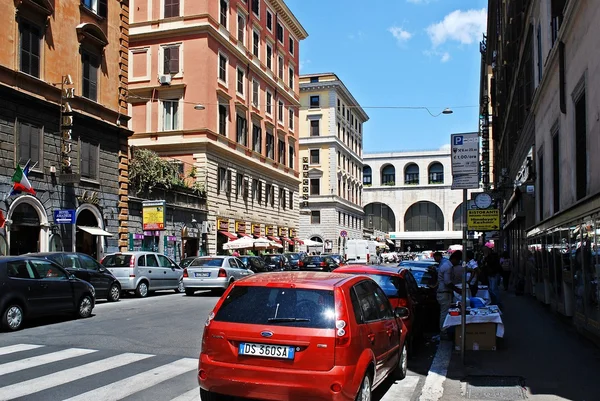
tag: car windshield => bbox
[190,258,224,267]
[101,254,132,267]
[411,270,436,286]
[264,255,281,262]
[362,274,407,298]
[215,286,335,329]
[285,254,300,260]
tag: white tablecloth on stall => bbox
[442,311,505,337]
[453,286,491,305]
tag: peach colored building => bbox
[128,0,307,254]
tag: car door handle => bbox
[148,270,152,273]
[367,333,375,343]
[164,271,167,274]
[386,329,393,337]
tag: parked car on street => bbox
[282,252,302,269]
[100,252,184,298]
[183,256,253,295]
[198,271,408,401]
[0,256,95,331]
[297,255,339,272]
[399,261,440,332]
[239,256,270,273]
[27,252,121,302]
[262,254,292,271]
[334,265,425,355]
[321,253,347,266]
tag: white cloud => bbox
[440,52,451,62]
[348,31,365,41]
[388,27,413,44]
[423,49,451,63]
[426,8,487,47]
[299,59,311,72]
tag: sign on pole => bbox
[54,209,75,224]
[340,230,348,238]
[142,200,166,230]
[451,133,480,175]
[451,174,479,190]
[467,209,500,231]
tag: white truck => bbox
[344,239,378,264]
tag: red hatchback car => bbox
[334,265,423,355]
[198,272,408,401]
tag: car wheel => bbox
[108,284,121,302]
[185,289,195,296]
[355,374,372,401]
[136,281,149,298]
[77,295,93,318]
[199,388,227,401]
[2,304,24,331]
[176,279,185,293]
[395,343,408,380]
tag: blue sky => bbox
[286,0,488,153]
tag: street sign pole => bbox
[461,189,467,364]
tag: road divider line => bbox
[63,358,198,401]
[0,352,154,401]
[379,375,420,401]
[419,340,452,401]
[169,388,200,401]
[0,348,97,376]
[0,344,44,356]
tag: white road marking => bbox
[419,340,453,401]
[0,344,44,356]
[170,388,200,401]
[380,375,420,401]
[0,353,153,401]
[0,348,97,376]
[63,357,198,401]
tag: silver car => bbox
[183,256,253,295]
[101,252,184,298]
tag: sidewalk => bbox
[440,290,600,400]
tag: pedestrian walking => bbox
[437,250,463,340]
[484,252,503,308]
[466,250,480,298]
[500,251,512,291]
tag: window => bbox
[550,0,566,45]
[218,53,228,83]
[310,149,319,164]
[237,13,245,45]
[17,121,42,167]
[289,191,294,209]
[538,151,544,220]
[278,139,285,164]
[404,164,419,185]
[311,211,320,224]
[404,201,444,232]
[309,95,320,108]
[288,144,294,168]
[252,179,260,202]
[311,76,319,83]
[428,162,444,184]
[266,131,274,159]
[163,45,180,74]
[288,67,294,89]
[278,55,284,79]
[266,43,273,69]
[278,100,284,123]
[536,24,543,84]
[19,20,41,78]
[575,90,587,200]
[276,23,283,43]
[252,29,260,57]
[552,129,560,213]
[80,140,99,180]
[266,184,274,206]
[82,0,108,17]
[288,108,294,130]
[266,9,273,31]
[82,51,99,101]
[252,124,262,153]
[279,188,286,209]
[236,114,248,146]
[236,67,244,95]
[310,120,320,136]
[218,168,231,194]
[266,91,272,114]
[218,103,228,136]
[289,36,294,55]
[252,79,259,107]
[251,0,259,16]
[164,0,180,18]
[219,0,228,27]
[236,173,243,198]
[363,165,372,185]
[162,99,179,130]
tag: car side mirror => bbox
[69,274,76,280]
[395,307,410,319]
[98,267,106,272]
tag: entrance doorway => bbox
[76,209,99,259]
[184,238,199,258]
[10,203,41,255]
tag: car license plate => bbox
[195,272,210,277]
[307,264,316,268]
[238,343,295,359]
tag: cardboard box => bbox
[454,323,497,351]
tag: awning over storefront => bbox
[78,226,113,237]
[267,236,282,244]
[218,231,238,241]
[281,237,294,245]
[294,238,304,245]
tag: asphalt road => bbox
[0,290,438,401]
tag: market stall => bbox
[443,305,504,351]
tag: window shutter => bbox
[89,58,98,101]
[30,125,40,165]
[169,47,179,73]
[18,123,31,163]
[99,0,108,18]
[80,142,90,177]
[89,144,98,179]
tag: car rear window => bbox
[190,258,224,267]
[411,270,436,286]
[180,258,196,268]
[264,255,280,262]
[362,274,407,298]
[102,255,132,267]
[285,254,300,260]
[215,286,335,329]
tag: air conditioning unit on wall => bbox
[159,75,172,85]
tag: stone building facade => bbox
[0,0,131,258]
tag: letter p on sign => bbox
[453,135,464,146]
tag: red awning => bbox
[267,236,282,244]
[218,231,238,241]
[294,238,304,245]
[281,237,294,245]
[238,233,251,237]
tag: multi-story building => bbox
[128,0,307,254]
[363,149,479,252]
[298,73,368,253]
[486,0,600,339]
[0,0,131,258]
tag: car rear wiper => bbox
[267,317,311,323]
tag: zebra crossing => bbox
[0,343,200,401]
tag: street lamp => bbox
[442,108,453,115]
[194,104,206,110]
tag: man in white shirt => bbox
[437,250,463,339]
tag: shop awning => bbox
[281,237,294,245]
[78,226,113,237]
[238,233,251,237]
[294,238,304,245]
[218,231,238,241]
[267,236,282,244]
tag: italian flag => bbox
[12,165,36,195]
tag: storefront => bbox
[74,198,113,260]
[181,225,201,258]
[5,195,49,255]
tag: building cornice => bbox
[300,80,369,121]
[267,0,309,40]
[299,135,362,164]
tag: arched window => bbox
[404,201,444,231]
[404,164,419,185]
[428,162,444,184]
[381,165,395,185]
[363,165,372,185]
[364,203,396,232]
[452,204,464,231]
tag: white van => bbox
[344,240,378,264]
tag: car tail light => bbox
[367,254,370,263]
[298,260,304,267]
[183,268,188,278]
[334,287,350,347]
[397,298,408,308]
[320,261,327,267]
[218,268,227,278]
